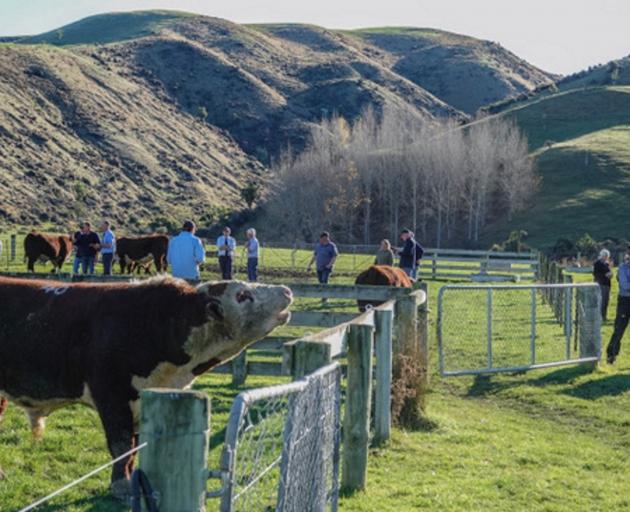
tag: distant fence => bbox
[1,232,537,280]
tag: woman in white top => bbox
[245,228,259,282]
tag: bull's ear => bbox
[206,297,224,321]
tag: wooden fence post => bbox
[373,308,393,445]
[231,351,247,386]
[139,389,210,511]
[393,291,428,421]
[10,234,16,262]
[342,324,374,491]
[291,340,331,379]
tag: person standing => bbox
[593,249,613,320]
[100,221,116,276]
[217,226,236,280]
[606,250,630,364]
[74,221,100,274]
[307,232,338,284]
[375,239,395,266]
[72,227,82,274]
[245,228,259,282]
[167,220,205,280]
[398,229,424,279]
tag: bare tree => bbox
[266,106,536,246]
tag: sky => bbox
[1,0,630,74]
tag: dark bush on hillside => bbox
[550,238,575,259]
[575,233,599,258]
[490,230,530,253]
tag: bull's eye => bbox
[236,290,254,303]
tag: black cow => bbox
[116,235,168,274]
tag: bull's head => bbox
[185,281,293,361]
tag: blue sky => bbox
[2,0,630,74]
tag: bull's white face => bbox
[131,281,293,413]
[189,281,293,359]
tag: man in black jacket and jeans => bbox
[74,221,100,274]
[398,229,424,279]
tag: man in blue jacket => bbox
[398,229,424,279]
[168,220,206,280]
[606,250,630,364]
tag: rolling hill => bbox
[0,10,558,227]
[345,27,555,115]
[482,85,630,248]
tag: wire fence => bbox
[437,283,601,376]
[218,363,342,512]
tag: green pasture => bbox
[484,86,630,248]
[0,266,629,511]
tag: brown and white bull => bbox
[0,276,292,497]
[24,232,73,272]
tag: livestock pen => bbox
[0,273,428,511]
[2,258,628,511]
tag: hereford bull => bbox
[355,265,414,311]
[24,232,73,272]
[116,235,168,274]
[0,276,292,498]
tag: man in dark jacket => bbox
[74,221,100,274]
[398,229,424,279]
[593,249,613,320]
[606,250,630,364]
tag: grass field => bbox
[0,262,629,511]
[483,86,630,248]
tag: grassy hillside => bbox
[0,43,262,227]
[345,27,555,114]
[2,11,492,226]
[18,10,194,45]
[482,86,630,248]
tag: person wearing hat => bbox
[167,220,206,280]
[216,226,237,280]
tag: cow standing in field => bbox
[0,276,292,498]
[24,232,73,272]
[116,235,168,274]
[355,265,414,311]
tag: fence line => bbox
[1,232,538,278]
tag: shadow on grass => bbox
[564,373,630,400]
[398,414,440,432]
[38,493,126,512]
[465,365,596,397]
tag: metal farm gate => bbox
[437,283,602,377]
[210,363,342,512]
